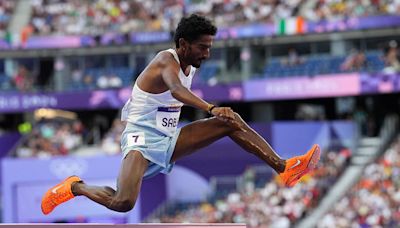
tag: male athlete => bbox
[41,14,320,214]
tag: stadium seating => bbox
[146,146,351,227]
[263,51,385,78]
[1,0,400,225]
[320,135,400,227]
[0,0,15,37]
[0,73,12,90]
[26,0,400,36]
[68,67,134,90]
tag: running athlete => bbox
[41,14,320,214]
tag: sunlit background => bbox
[0,0,400,227]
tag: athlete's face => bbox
[185,35,213,68]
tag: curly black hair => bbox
[174,14,217,48]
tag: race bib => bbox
[156,106,181,134]
[127,132,145,147]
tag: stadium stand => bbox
[145,146,351,227]
[262,51,385,78]
[27,0,400,35]
[319,134,400,227]
[15,117,84,158]
[68,67,133,90]
[1,0,400,226]
[0,0,15,37]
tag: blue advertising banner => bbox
[1,73,400,113]
[360,72,400,94]
[243,73,360,101]
[0,84,244,113]
[1,156,141,223]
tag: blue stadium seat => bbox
[262,52,384,78]
[0,74,12,90]
[66,67,135,90]
[197,62,220,84]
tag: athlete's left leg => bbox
[171,113,320,187]
[171,115,286,172]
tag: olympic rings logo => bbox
[49,158,88,178]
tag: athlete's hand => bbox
[211,106,237,123]
[211,107,243,130]
[211,107,244,131]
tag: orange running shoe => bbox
[279,144,320,187]
[41,176,81,215]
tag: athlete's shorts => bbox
[121,122,181,179]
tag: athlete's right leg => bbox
[41,151,148,214]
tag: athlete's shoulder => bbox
[156,50,179,66]
[158,50,176,60]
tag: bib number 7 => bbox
[127,132,145,147]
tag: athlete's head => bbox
[174,14,217,68]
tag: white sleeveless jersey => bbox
[121,49,196,136]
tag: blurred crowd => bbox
[14,117,125,158]
[0,63,38,92]
[2,39,397,93]
[0,0,15,38]
[320,135,400,228]
[29,0,181,35]
[339,40,399,74]
[12,65,35,91]
[148,146,351,228]
[382,40,400,74]
[70,68,125,90]
[0,63,131,92]
[1,0,399,92]
[265,39,400,79]
[16,119,84,158]
[100,118,125,155]
[26,0,400,36]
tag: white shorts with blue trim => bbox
[121,122,181,179]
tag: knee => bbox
[214,112,245,131]
[233,112,243,122]
[110,198,135,212]
[232,112,245,129]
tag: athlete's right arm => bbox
[161,54,211,112]
[160,54,235,120]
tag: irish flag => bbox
[277,17,306,35]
